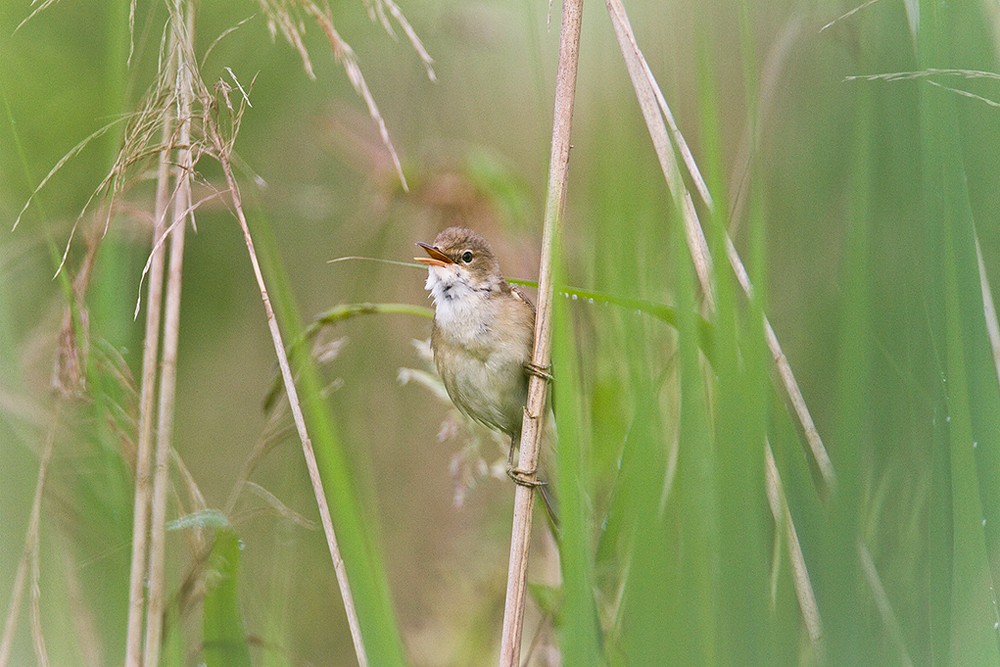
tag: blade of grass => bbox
[242,196,408,666]
[209,120,371,667]
[696,29,775,660]
[202,529,252,667]
[819,71,872,663]
[917,1,1000,660]
[551,269,601,665]
[606,0,835,493]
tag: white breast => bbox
[425,265,497,347]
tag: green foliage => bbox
[203,528,253,667]
[4,0,1000,664]
[249,203,410,667]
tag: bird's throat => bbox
[426,266,497,345]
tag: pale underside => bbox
[425,263,535,439]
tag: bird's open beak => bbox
[414,242,454,267]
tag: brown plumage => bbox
[416,227,535,442]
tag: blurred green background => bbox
[3,0,1000,665]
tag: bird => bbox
[414,226,548,489]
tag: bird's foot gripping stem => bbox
[523,362,553,383]
[506,466,548,489]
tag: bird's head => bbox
[415,227,504,306]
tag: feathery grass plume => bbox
[846,68,1000,109]
[9,0,409,657]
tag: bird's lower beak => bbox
[414,242,454,267]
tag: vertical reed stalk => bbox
[123,96,174,667]
[142,4,194,663]
[498,0,583,663]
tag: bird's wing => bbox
[510,284,536,313]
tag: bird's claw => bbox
[523,362,553,383]
[506,466,548,488]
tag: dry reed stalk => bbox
[605,0,836,490]
[764,444,821,645]
[605,0,714,309]
[498,0,584,663]
[142,4,195,664]
[605,0,836,646]
[123,96,175,667]
[206,112,371,667]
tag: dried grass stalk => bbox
[498,0,584,663]
[15,1,428,663]
[605,0,714,308]
[142,5,196,665]
[205,105,371,667]
[123,91,174,667]
[764,444,821,645]
[605,0,835,490]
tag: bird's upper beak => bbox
[414,242,454,267]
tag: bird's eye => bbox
[461,251,474,263]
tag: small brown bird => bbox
[414,227,542,486]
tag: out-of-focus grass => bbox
[3,0,1000,665]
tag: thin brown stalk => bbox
[499,0,583,663]
[764,444,821,646]
[207,89,370,667]
[29,529,49,667]
[143,5,195,663]
[606,0,836,491]
[721,234,835,487]
[124,94,175,667]
[759,304,836,487]
[0,406,58,667]
[604,0,714,309]
[303,1,407,191]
